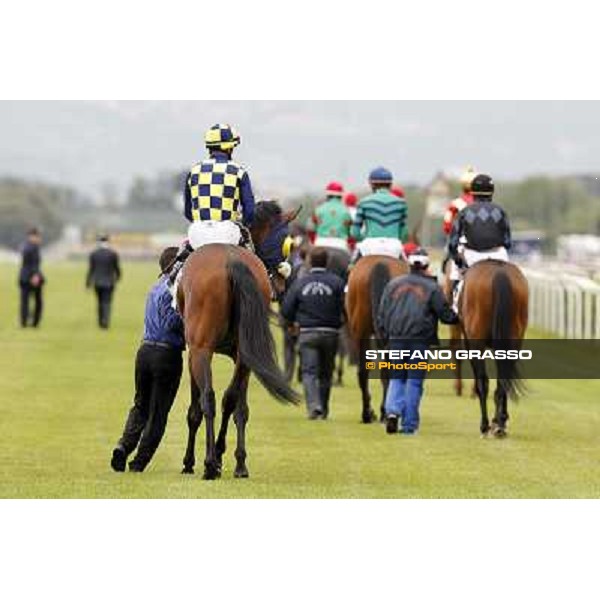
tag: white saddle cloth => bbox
[187,220,241,250]
[357,237,404,259]
[463,246,509,267]
[452,247,510,312]
[314,236,349,252]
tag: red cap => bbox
[325,181,344,197]
[344,192,358,207]
[403,241,418,256]
[391,185,405,199]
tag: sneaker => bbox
[385,414,399,434]
[110,446,127,472]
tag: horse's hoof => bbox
[361,408,377,424]
[181,466,194,475]
[493,428,507,439]
[234,466,249,479]
[202,462,221,480]
[480,431,490,439]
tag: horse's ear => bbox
[283,205,302,223]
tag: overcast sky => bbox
[1,101,599,198]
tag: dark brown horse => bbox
[460,260,529,437]
[178,203,299,480]
[345,255,408,422]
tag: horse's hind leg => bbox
[233,364,251,478]
[191,349,219,480]
[358,362,376,424]
[215,362,246,474]
[380,372,389,422]
[471,359,490,436]
[449,328,463,396]
[182,373,203,474]
[492,383,509,438]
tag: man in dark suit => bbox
[19,228,45,328]
[86,234,121,329]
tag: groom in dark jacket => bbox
[377,247,458,435]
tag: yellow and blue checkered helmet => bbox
[205,123,241,151]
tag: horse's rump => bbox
[346,255,408,342]
[180,244,296,403]
[461,260,529,398]
[461,260,529,341]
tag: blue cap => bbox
[369,167,393,183]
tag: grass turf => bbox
[0,260,599,498]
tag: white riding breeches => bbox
[357,237,404,259]
[314,236,349,253]
[448,259,462,282]
[187,220,241,250]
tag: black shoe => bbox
[128,460,145,473]
[111,447,127,472]
[386,414,399,435]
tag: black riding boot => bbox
[167,243,192,286]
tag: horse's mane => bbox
[253,200,282,229]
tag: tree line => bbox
[1,173,599,251]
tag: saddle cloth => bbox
[453,247,510,312]
[463,246,509,267]
[357,237,404,259]
[187,220,241,250]
[314,236,349,252]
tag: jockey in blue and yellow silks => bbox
[167,124,255,285]
[184,123,255,227]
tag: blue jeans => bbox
[384,342,428,433]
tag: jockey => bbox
[350,167,408,260]
[344,192,358,220]
[390,185,405,200]
[344,192,359,252]
[310,182,353,253]
[442,166,476,294]
[442,166,475,236]
[168,123,255,284]
[448,173,512,310]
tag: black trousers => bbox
[95,285,114,328]
[298,330,339,417]
[20,283,43,327]
[117,344,183,470]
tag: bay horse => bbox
[345,255,408,423]
[178,202,299,480]
[460,260,529,437]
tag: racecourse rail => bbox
[521,264,600,338]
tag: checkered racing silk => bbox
[187,158,246,222]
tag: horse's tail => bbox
[370,261,391,335]
[228,260,298,405]
[491,268,524,398]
